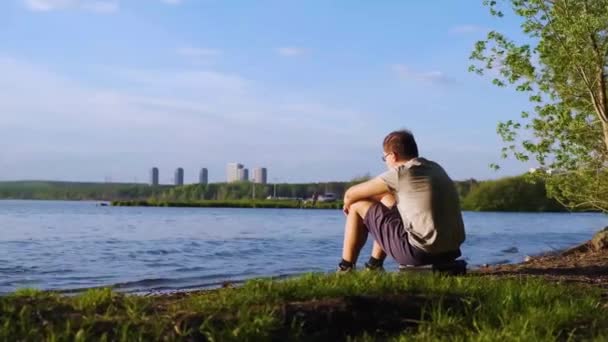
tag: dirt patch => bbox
[274,294,463,340]
[475,241,608,294]
[153,293,465,341]
[123,288,466,340]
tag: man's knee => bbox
[380,194,396,208]
[350,200,374,219]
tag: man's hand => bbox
[342,198,353,216]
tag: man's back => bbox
[381,157,465,254]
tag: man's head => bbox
[382,129,418,168]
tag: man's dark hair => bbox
[383,130,419,160]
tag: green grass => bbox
[1,272,607,341]
[112,199,343,209]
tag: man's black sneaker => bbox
[364,262,385,272]
[336,264,355,273]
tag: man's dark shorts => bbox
[363,202,461,266]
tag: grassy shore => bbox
[2,272,607,341]
[111,199,343,209]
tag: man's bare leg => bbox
[341,200,374,266]
[340,194,397,270]
[369,193,396,261]
[370,241,386,260]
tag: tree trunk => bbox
[594,64,608,152]
[598,61,607,143]
[603,120,608,154]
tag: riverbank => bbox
[476,227,608,289]
[3,229,608,340]
[111,199,343,209]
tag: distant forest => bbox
[0,176,568,212]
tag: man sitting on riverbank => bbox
[339,130,465,271]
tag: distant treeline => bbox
[0,181,168,201]
[0,176,571,212]
[0,180,361,201]
[143,179,480,202]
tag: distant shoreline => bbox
[111,199,343,209]
[1,178,596,212]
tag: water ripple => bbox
[1,200,607,293]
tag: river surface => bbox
[1,200,606,294]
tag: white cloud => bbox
[276,47,307,57]
[23,0,118,13]
[24,0,73,11]
[449,24,485,35]
[392,64,454,85]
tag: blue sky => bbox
[0,0,534,184]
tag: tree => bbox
[461,176,564,211]
[470,0,608,212]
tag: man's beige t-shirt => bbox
[379,157,465,254]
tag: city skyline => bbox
[145,165,267,185]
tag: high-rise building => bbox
[238,168,249,182]
[252,167,267,184]
[174,167,184,186]
[226,163,244,183]
[199,168,208,185]
[150,167,159,186]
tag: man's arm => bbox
[343,177,390,214]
